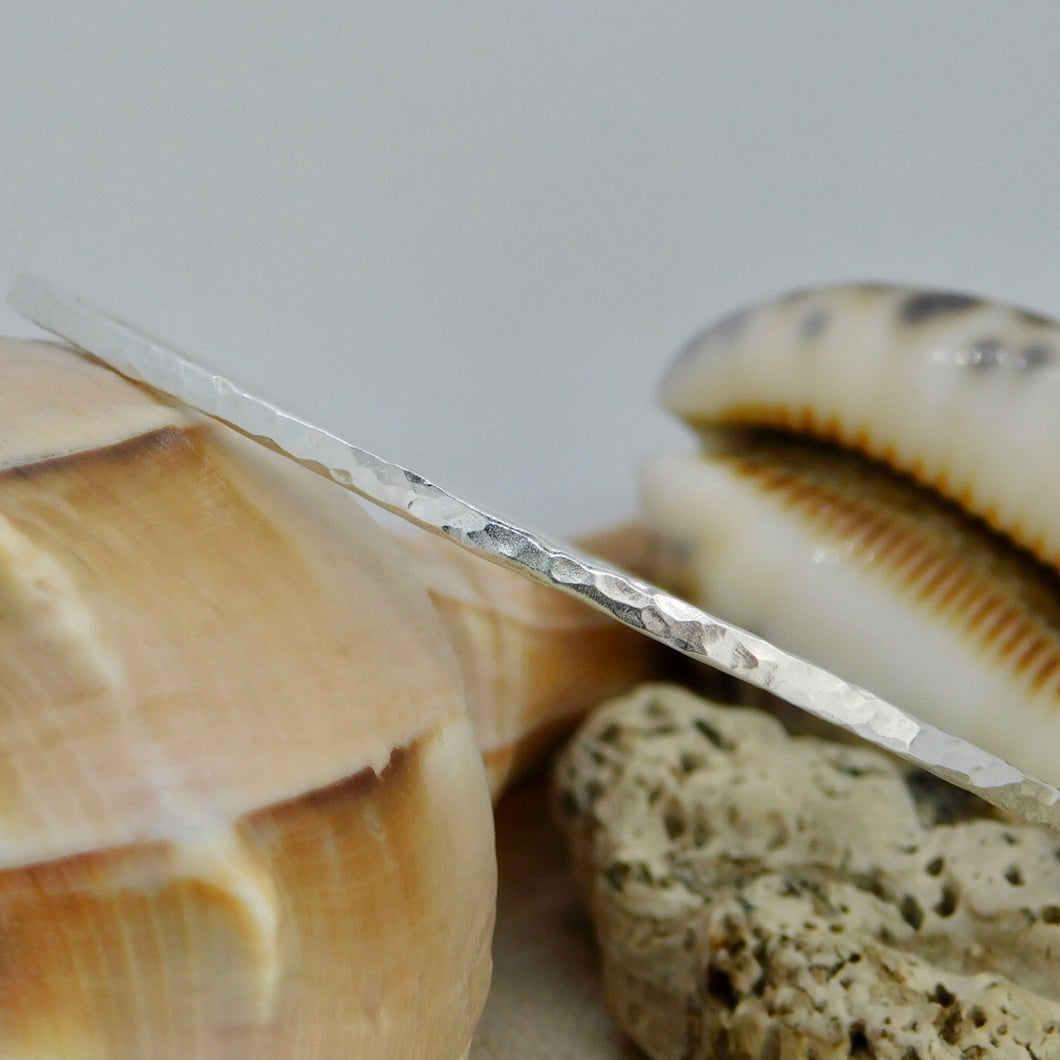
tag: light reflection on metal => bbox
[10,273,1060,831]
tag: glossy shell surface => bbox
[663,283,1060,571]
[0,338,495,1059]
[645,284,1060,785]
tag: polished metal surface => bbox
[10,273,1060,830]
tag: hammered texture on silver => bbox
[10,273,1060,831]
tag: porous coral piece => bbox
[553,684,1060,1059]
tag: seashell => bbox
[660,282,1060,570]
[0,337,497,1058]
[400,523,660,796]
[642,283,1060,785]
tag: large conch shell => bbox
[0,337,500,1059]
[0,333,658,1058]
[642,283,1060,785]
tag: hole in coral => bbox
[936,1007,961,1045]
[900,894,924,931]
[930,983,956,1008]
[644,698,667,719]
[691,815,711,847]
[705,966,739,1012]
[925,856,944,877]
[934,884,959,918]
[1004,865,1024,886]
[831,758,871,778]
[849,1024,875,1058]
[663,804,686,840]
[678,751,704,775]
[1042,905,1060,925]
[693,717,728,749]
[583,779,604,808]
[557,789,579,819]
[604,862,630,891]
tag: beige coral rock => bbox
[553,684,1060,1060]
[0,337,495,1058]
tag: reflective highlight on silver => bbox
[10,274,1060,830]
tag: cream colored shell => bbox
[662,283,1060,570]
[645,283,1060,785]
[0,338,495,1058]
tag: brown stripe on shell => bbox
[663,283,1060,577]
[0,718,493,1059]
[0,423,198,483]
[251,741,411,818]
[713,430,1060,700]
[688,403,896,478]
[686,401,1054,572]
[0,336,498,1058]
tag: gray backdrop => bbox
[2,3,1056,533]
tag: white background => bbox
[2,3,1058,535]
